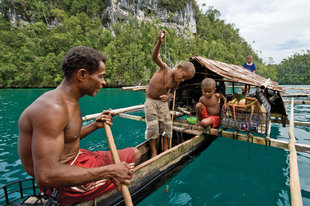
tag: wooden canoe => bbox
[1,129,214,205]
[75,130,216,205]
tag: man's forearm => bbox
[80,121,98,139]
[36,162,114,188]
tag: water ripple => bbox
[169,192,192,206]
[276,190,290,206]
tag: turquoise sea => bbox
[0,86,309,205]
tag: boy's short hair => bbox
[201,78,216,89]
[62,46,108,78]
[179,62,195,78]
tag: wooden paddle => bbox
[103,123,133,206]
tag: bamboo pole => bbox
[82,105,144,121]
[271,118,310,127]
[288,98,303,206]
[121,85,148,91]
[169,91,177,149]
[282,87,310,90]
[164,91,177,193]
[291,121,310,127]
[177,107,191,115]
[282,93,310,97]
[283,100,310,105]
[103,123,133,206]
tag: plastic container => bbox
[187,117,197,125]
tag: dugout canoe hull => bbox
[76,131,216,206]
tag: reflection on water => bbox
[0,87,309,205]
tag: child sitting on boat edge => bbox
[195,78,227,128]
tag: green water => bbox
[0,87,309,205]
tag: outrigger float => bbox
[1,56,309,205]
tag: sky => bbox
[196,0,310,64]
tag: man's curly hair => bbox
[61,46,108,78]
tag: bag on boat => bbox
[221,97,267,135]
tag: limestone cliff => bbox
[102,0,197,34]
[1,0,197,34]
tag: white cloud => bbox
[196,0,310,63]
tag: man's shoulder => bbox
[29,90,68,118]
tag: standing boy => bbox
[145,29,195,158]
[242,55,256,95]
[195,78,226,128]
[243,55,256,73]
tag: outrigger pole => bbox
[82,105,144,121]
[288,99,303,206]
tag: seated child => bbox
[195,78,226,128]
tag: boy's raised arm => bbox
[152,30,168,69]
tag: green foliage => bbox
[2,1,308,88]
[0,0,107,23]
[158,0,193,12]
[255,63,278,81]
[0,12,112,87]
[276,51,310,85]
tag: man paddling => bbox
[18,46,141,204]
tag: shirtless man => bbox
[195,78,227,128]
[145,29,195,157]
[18,46,141,204]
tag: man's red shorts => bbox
[56,148,136,205]
[201,105,221,128]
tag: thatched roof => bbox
[190,56,283,92]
